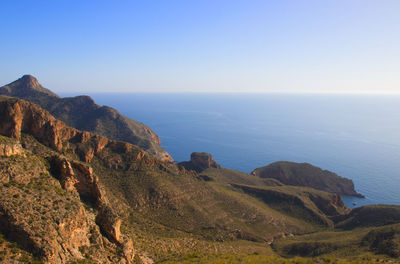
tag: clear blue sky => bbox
[1,0,399,93]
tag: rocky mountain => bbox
[251,161,363,197]
[0,75,59,99]
[0,75,172,162]
[0,94,399,263]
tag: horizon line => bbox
[57,90,400,96]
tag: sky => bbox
[1,0,400,94]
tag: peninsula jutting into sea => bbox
[0,75,399,263]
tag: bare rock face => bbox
[178,152,221,173]
[50,155,129,252]
[51,156,103,203]
[0,140,25,157]
[0,97,77,151]
[96,205,122,243]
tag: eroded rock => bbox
[178,152,221,173]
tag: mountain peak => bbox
[19,74,40,88]
[0,75,59,98]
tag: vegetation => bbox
[336,205,400,230]
[0,93,399,263]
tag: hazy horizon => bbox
[2,0,400,94]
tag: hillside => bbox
[0,75,172,162]
[0,96,347,263]
[272,222,400,259]
[335,205,400,230]
[252,161,363,197]
[0,95,399,263]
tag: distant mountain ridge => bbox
[0,75,173,161]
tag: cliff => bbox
[252,161,363,197]
[0,75,172,162]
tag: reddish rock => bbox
[178,152,221,173]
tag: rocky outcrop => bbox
[0,75,173,162]
[251,161,363,197]
[0,96,80,151]
[0,140,25,157]
[95,205,122,243]
[50,156,104,203]
[49,155,133,255]
[178,152,221,173]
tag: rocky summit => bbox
[0,77,399,264]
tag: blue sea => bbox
[68,93,400,208]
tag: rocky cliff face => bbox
[251,161,363,197]
[0,146,135,263]
[178,152,221,172]
[0,75,173,162]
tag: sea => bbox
[64,93,400,208]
